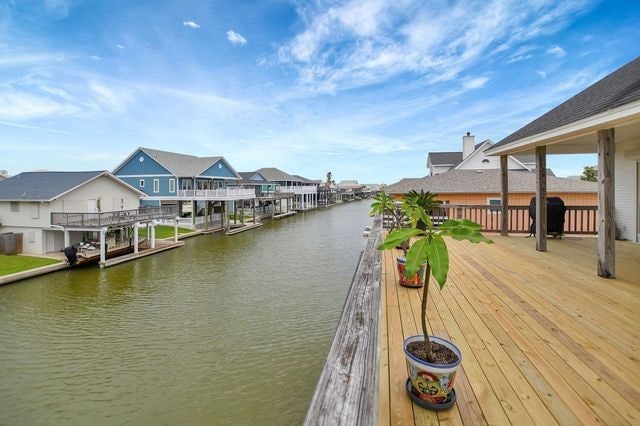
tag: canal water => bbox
[0,200,372,425]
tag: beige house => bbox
[0,171,144,255]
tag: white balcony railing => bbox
[276,185,317,195]
[176,188,256,200]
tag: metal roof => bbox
[0,171,110,201]
[493,56,640,149]
[384,169,596,195]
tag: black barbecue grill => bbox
[529,197,567,238]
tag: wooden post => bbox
[241,200,245,225]
[597,128,615,278]
[99,227,107,266]
[500,155,509,236]
[174,218,178,242]
[150,220,156,249]
[535,146,547,251]
[134,222,139,253]
[204,201,209,232]
[191,200,196,227]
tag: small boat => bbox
[363,225,372,237]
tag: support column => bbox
[151,220,156,249]
[191,200,196,227]
[252,199,257,223]
[500,155,509,236]
[99,227,107,265]
[597,128,615,278]
[241,200,245,225]
[204,201,209,232]
[134,222,139,254]
[64,231,70,248]
[226,202,231,233]
[535,146,547,251]
[174,217,179,243]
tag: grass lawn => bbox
[0,255,61,276]
[138,224,192,239]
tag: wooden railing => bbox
[305,216,382,426]
[177,188,255,199]
[51,206,178,228]
[384,205,598,234]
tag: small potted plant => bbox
[377,200,492,410]
[371,191,442,288]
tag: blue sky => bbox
[1,0,639,184]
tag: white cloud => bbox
[276,0,594,93]
[546,45,566,57]
[463,77,490,89]
[183,20,200,29]
[226,30,247,45]
[0,91,79,120]
[536,70,547,79]
[90,55,102,61]
[116,44,125,49]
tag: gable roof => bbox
[429,139,534,168]
[292,174,317,184]
[491,56,640,150]
[384,169,593,195]
[0,171,144,201]
[114,147,241,179]
[254,167,302,183]
[238,171,270,183]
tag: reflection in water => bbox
[0,200,372,424]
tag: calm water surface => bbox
[0,200,371,425]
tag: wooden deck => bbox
[379,235,640,425]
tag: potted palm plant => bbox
[377,200,492,410]
[371,191,442,287]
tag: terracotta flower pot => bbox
[396,256,425,288]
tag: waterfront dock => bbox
[308,224,640,425]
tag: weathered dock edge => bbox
[304,215,382,426]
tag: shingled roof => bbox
[0,171,142,201]
[493,56,640,149]
[384,169,595,195]
[254,167,303,183]
[139,147,233,178]
[429,140,534,167]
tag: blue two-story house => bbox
[113,147,255,228]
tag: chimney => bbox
[462,132,475,159]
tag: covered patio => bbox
[487,56,640,278]
[379,234,639,425]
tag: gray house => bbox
[0,171,146,256]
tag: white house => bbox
[426,133,535,175]
[486,55,640,278]
[0,171,146,255]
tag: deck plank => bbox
[377,234,640,426]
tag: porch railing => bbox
[384,204,598,234]
[276,185,318,195]
[177,188,256,199]
[51,205,178,228]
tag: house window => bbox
[139,179,145,188]
[169,179,175,193]
[153,179,160,193]
[487,198,501,214]
[31,203,40,219]
[10,201,19,212]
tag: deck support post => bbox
[191,200,196,227]
[597,128,616,278]
[174,217,179,242]
[536,146,547,251]
[99,227,107,265]
[150,220,156,249]
[226,202,231,233]
[133,222,139,254]
[241,200,245,225]
[64,231,70,248]
[204,201,209,232]
[500,155,509,236]
[252,199,257,223]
